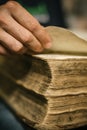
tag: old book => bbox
[0,54,87,130]
[0,26,87,130]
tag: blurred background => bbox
[62,0,87,40]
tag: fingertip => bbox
[40,27,52,49]
[0,47,9,55]
[44,42,52,49]
[30,45,43,53]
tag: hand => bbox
[0,1,51,55]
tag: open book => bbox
[0,26,87,130]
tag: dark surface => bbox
[0,98,36,130]
[0,98,87,130]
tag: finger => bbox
[0,44,9,55]
[26,48,41,55]
[2,16,43,52]
[5,1,51,48]
[0,28,25,54]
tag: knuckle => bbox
[0,15,9,28]
[0,15,5,25]
[0,9,10,27]
[22,33,33,43]
[30,21,39,32]
[0,10,7,25]
[5,1,18,10]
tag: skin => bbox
[0,1,51,55]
